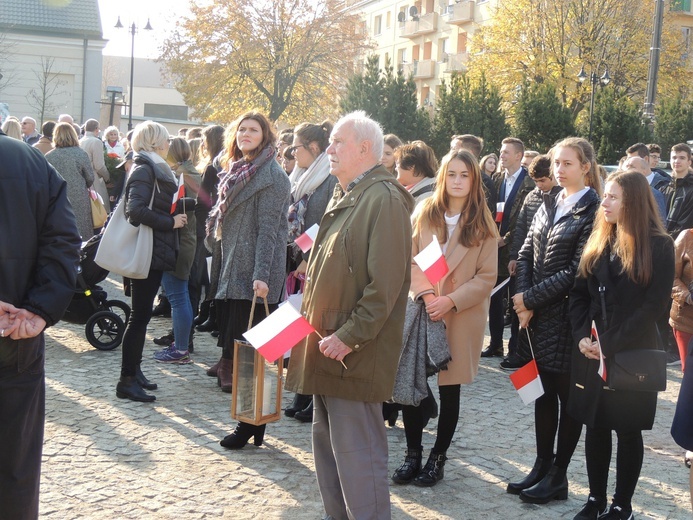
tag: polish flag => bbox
[495,201,505,223]
[509,359,545,405]
[242,302,316,362]
[414,235,449,285]
[591,320,607,382]
[294,223,319,253]
[170,173,185,214]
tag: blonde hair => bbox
[578,170,668,285]
[131,121,169,153]
[1,119,21,140]
[551,137,603,197]
[53,122,80,148]
[414,149,498,248]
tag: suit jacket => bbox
[492,168,535,277]
[410,221,498,385]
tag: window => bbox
[386,11,391,29]
[398,48,408,64]
[439,38,449,62]
[144,104,188,120]
[374,15,382,36]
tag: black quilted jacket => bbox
[515,188,600,373]
[509,185,563,261]
[663,172,693,239]
[125,154,178,272]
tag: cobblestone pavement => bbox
[39,278,691,519]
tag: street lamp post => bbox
[577,65,611,143]
[115,16,153,131]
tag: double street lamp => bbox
[577,65,611,143]
[114,16,153,131]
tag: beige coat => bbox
[411,222,497,385]
[671,229,693,334]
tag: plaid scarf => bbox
[207,145,276,239]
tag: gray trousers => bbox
[313,395,391,520]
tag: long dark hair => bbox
[220,111,276,168]
[414,150,498,248]
[579,170,669,285]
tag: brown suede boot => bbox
[217,358,233,393]
[206,358,221,378]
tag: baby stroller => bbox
[62,234,131,350]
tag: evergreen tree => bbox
[514,81,575,152]
[340,55,431,143]
[432,72,509,157]
[590,88,650,164]
[654,94,693,155]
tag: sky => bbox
[97,0,193,58]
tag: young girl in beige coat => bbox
[392,149,498,487]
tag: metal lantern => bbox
[231,339,283,426]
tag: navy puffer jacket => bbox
[515,189,600,373]
[124,154,178,272]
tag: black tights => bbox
[402,384,460,453]
[585,427,643,510]
[534,371,583,468]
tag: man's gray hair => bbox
[336,111,384,160]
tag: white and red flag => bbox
[170,173,185,214]
[591,320,607,382]
[414,235,449,285]
[294,223,319,253]
[242,302,316,362]
[509,358,545,405]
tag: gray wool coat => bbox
[211,158,291,304]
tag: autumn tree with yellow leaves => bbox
[468,0,689,126]
[160,0,371,124]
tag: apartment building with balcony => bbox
[348,0,498,109]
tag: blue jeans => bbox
[161,272,193,351]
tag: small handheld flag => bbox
[171,172,185,214]
[242,302,316,362]
[414,235,449,285]
[509,329,545,405]
[591,320,607,382]
[294,223,319,253]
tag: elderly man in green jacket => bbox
[286,111,414,519]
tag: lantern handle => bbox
[248,294,271,331]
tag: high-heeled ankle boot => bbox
[196,301,217,332]
[116,375,156,402]
[217,357,233,393]
[193,300,210,326]
[294,399,313,422]
[506,456,553,495]
[519,465,568,504]
[207,358,221,377]
[220,422,266,449]
[285,393,311,417]
[414,451,447,487]
[135,365,157,390]
[391,447,422,484]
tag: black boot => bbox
[391,447,422,484]
[506,456,553,495]
[414,451,447,487]
[153,329,174,346]
[193,300,210,326]
[519,465,568,504]
[135,365,157,391]
[116,375,156,402]
[294,399,313,422]
[285,393,312,417]
[196,301,217,332]
[220,422,266,449]
[152,294,171,317]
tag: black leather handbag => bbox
[597,283,667,392]
[607,349,667,392]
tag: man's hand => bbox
[6,308,46,340]
[318,334,351,362]
[0,301,20,338]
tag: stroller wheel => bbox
[86,311,125,351]
[106,299,131,326]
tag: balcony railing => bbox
[399,12,439,38]
[447,1,475,25]
[403,59,436,79]
[444,52,468,73]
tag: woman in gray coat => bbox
[206,112,291,449]
[46,122,95,240]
